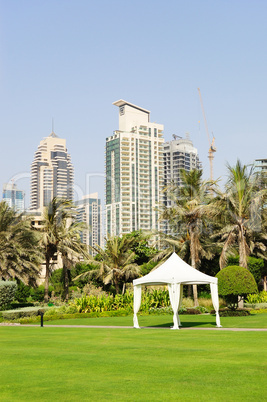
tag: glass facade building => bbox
[2,182,25,212]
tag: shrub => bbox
[0,281,17,310]
[30,285,53,302]
[246,291,267,304]
[218,309,251,317]
[10,302,34,309]
[14,281,31,302]
[216,265,258,310]
[227,256,264,286]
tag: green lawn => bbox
[1,324,267,401]
[42,312,267,329]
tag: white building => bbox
[105,100,164,236]
[163,134,201,205]
[2,182,25,212]
[30,132,74,212]
[163,134,201,234]
[253,158,267,174]
[75,193,102,254]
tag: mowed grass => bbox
[43,312,267,328]
[0,325,267,401]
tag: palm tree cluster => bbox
[159,160,266,304]
[75,234,141,294]
[0,198,89,301]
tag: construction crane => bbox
[197,88,216,180]
[172,134,182,140]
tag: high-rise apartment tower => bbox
[30,132,74,212]
[163,134,201,234]
[163,134,201,204]
[106,100,164,236]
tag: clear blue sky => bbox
[1,0,266,207]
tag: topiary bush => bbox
[216,265,258,310]
[227,256,264,286]
[0,281,17,310]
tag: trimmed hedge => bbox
[1,306,47,320]
[0,281,17,311]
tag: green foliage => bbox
[250,308,267,314]
[216,265,258,309]
[246,291,267,304]
[0,202,43,284]
[50,268,63,286]
[29,285,54,302]
[71,262,99,288]
[124,230,157,265]
[0,281,17,310]
[10,302,34,309]
[218,309,251,317]
[140,260,158,276]
[70,289,171,314]
[227,256,264,285]
[14,281,31,302]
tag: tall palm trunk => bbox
[62,254,70,301]
[238,222,248,269]
[63,265,69,301]
[44,256,50,302]
[190,229,199,307]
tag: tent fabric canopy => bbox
[133,253,222,329]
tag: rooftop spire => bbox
[49,117,58,137]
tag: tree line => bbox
[0,160,266,303]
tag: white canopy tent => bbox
[133,253,222,329]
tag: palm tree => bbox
[76,234,141,294]
[217,160,266,270]
[160,169,218,305]
[41,198,89,302]
[0,201,42,284]
[58,220,89,301]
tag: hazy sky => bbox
[1,0,266,206]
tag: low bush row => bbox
[1,306,47,320]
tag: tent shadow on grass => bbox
[142,321,217,328]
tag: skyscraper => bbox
[75,193,102,254]
[2,182,25,212]
[106,100,164,236]
[30,132,74,212]
[162,134,201,234]
[163,134,201,207]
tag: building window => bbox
[154,128,157,137]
